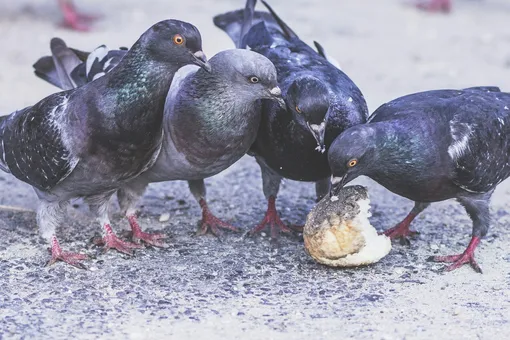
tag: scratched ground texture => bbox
[1,0,510,339]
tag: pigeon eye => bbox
[348,159,358,167]
[295,106,302,113]
[173,34,184,45]
[249,76,260,83]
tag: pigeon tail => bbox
[33,39,127,90]
[238,0,257,48]
[33,56,63,89]
[260,0,298,39]
[0,115,9,173]
[50,37,83,90]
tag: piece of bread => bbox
[304,185,391,267]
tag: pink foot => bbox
[196,199,239,236]
[47,235,88,269]
[128,215,167,247]
[249,196,301,240]
[430,236,482,273]
[102,224,143,255]
[415,0,452,13]
[58,0,100,31]
[382,213,419,245]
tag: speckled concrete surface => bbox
[1,0,510,339]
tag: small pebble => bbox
[159,213,170,222]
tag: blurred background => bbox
[1,0,510,115]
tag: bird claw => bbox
[249,210,293,240]
[132,230,168,248]
[47,248,88,269]
[195,201,239,237]
[128,215,168,247]
[102,233,143,255]
[382,222,420,246]
[59,1,100,31]
[414,0,451,13]
[429,253,482,274]
[196,213,239,237]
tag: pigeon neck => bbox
[107,45,178,109]
[177,72,255,122]
[368,122,428,183]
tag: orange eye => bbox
[173,34,184,45]
[348,159,358,167]
[295,106,301,113]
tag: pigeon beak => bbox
[307,120,327,153]
[329,173,355,196]
[268,86,286,108]
[192,51,212,72]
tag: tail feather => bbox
[33,56,62,89]
[260,0,298,39]
[239,0,257,48]
[33,39,127,90]
[213,6,280,47]
[33,37,83,90]
[0,115,10,173]
[50,38,83,90]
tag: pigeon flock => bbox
[1,0,509,274]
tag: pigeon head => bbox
[140,19,211,72]
[286,76,331,152]
[328,125,378,190]
[209,49,284,106]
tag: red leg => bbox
[416,0,452,13]
[57,0,99,31]
[102,224,143,255]
[196,199,239,236]
[383,212,420,239]
[127,215,167,247]
[47,235,88,269]
[430,236,482,273]
[249,196,302,239]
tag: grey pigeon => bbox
[214,0,368,239]
[33,41,283,239]
[0,19,211,268]
[328,86,510,273]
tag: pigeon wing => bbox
[449,92,510,193]
[0,93,79,191]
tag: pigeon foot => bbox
[249,196,301,240]
[415,0,452,13]
[102,224,143,255]
[59,0,99,31]
[196,199,239,236]
[430,236,482,273]
[128,215,168,247]
[382,213,419,245]
[47,235,87,269]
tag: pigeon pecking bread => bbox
[304,185,391,267]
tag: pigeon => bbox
[57,0,99,31]
[214,0,368,239]
[33,40,284,239]
[0,19,211,268]
[328,86,510,273]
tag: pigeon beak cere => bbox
[192,51,212,72]
[269,86,286,108]
[307,120,327,153]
